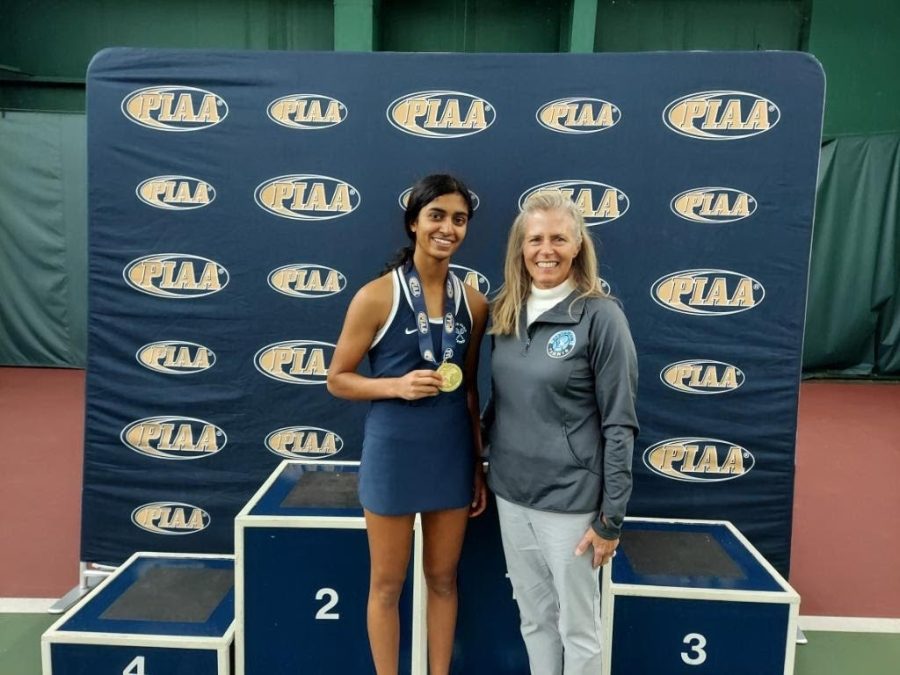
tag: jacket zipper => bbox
[522,324,536,356]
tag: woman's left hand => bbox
[575,528,619,568]
[469,464,487,518]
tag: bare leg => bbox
[365,509,415,675]
[421,507,470,675]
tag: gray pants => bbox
[496,495,602,675]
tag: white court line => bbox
[799,616,900,634]
[0,598,56,613]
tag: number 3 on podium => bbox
[681,633,708,665]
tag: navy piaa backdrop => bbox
[83,49,824,576]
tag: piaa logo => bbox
[651,269,764,316]
[661,360,744,395]
[388,90,495,138]
[255,340,334,384]
[399,187,480,211]
[450,264,491,295]
[644,438,754,482]
[519,180,629,227]
[536,97,621,134]
[268,264,347,298]
[671,187,756,224]
[136,176,215,210]
[664,91,780,140]
[124,254,229,299]
[267,94,347,129]
[132,502,210,535]
[255,174,360,221]
[121,416,225,460]
[266,426,344,459]
[136,341,216,375]
[121,86,227,132]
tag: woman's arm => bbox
[576,301,639,567]
[327,275,443,401]
[463,284,489,516]
[590,304,638,541]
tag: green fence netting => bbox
[803,133,900,375]
[0,111,86,367]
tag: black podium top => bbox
[248,462,364,518]
[100,566,234,623]
[57,555,235,637]
[611,521,786,592]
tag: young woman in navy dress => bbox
[327,174,488,675]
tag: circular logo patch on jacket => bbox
[547,330,576,358]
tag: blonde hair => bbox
[490,190,605,336]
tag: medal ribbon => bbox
[403,265,460,366]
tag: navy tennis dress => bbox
[358,266,475,515]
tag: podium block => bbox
[235,460,425,675]
[602,518,799,675]
[42,553,235,675]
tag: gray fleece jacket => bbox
[484,292,638,540]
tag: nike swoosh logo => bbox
[405,328,418,334]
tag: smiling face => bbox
[522,208,581,289]
[410,192,469,260]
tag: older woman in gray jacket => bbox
[484,190,638,675]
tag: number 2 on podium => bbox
[315,588,340,620]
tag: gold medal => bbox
[436,361,464,393]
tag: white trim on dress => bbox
[370,269,401,348]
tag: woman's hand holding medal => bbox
[436,361,463,392]
[393,369,445,400]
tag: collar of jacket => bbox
[519,289,587,335]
